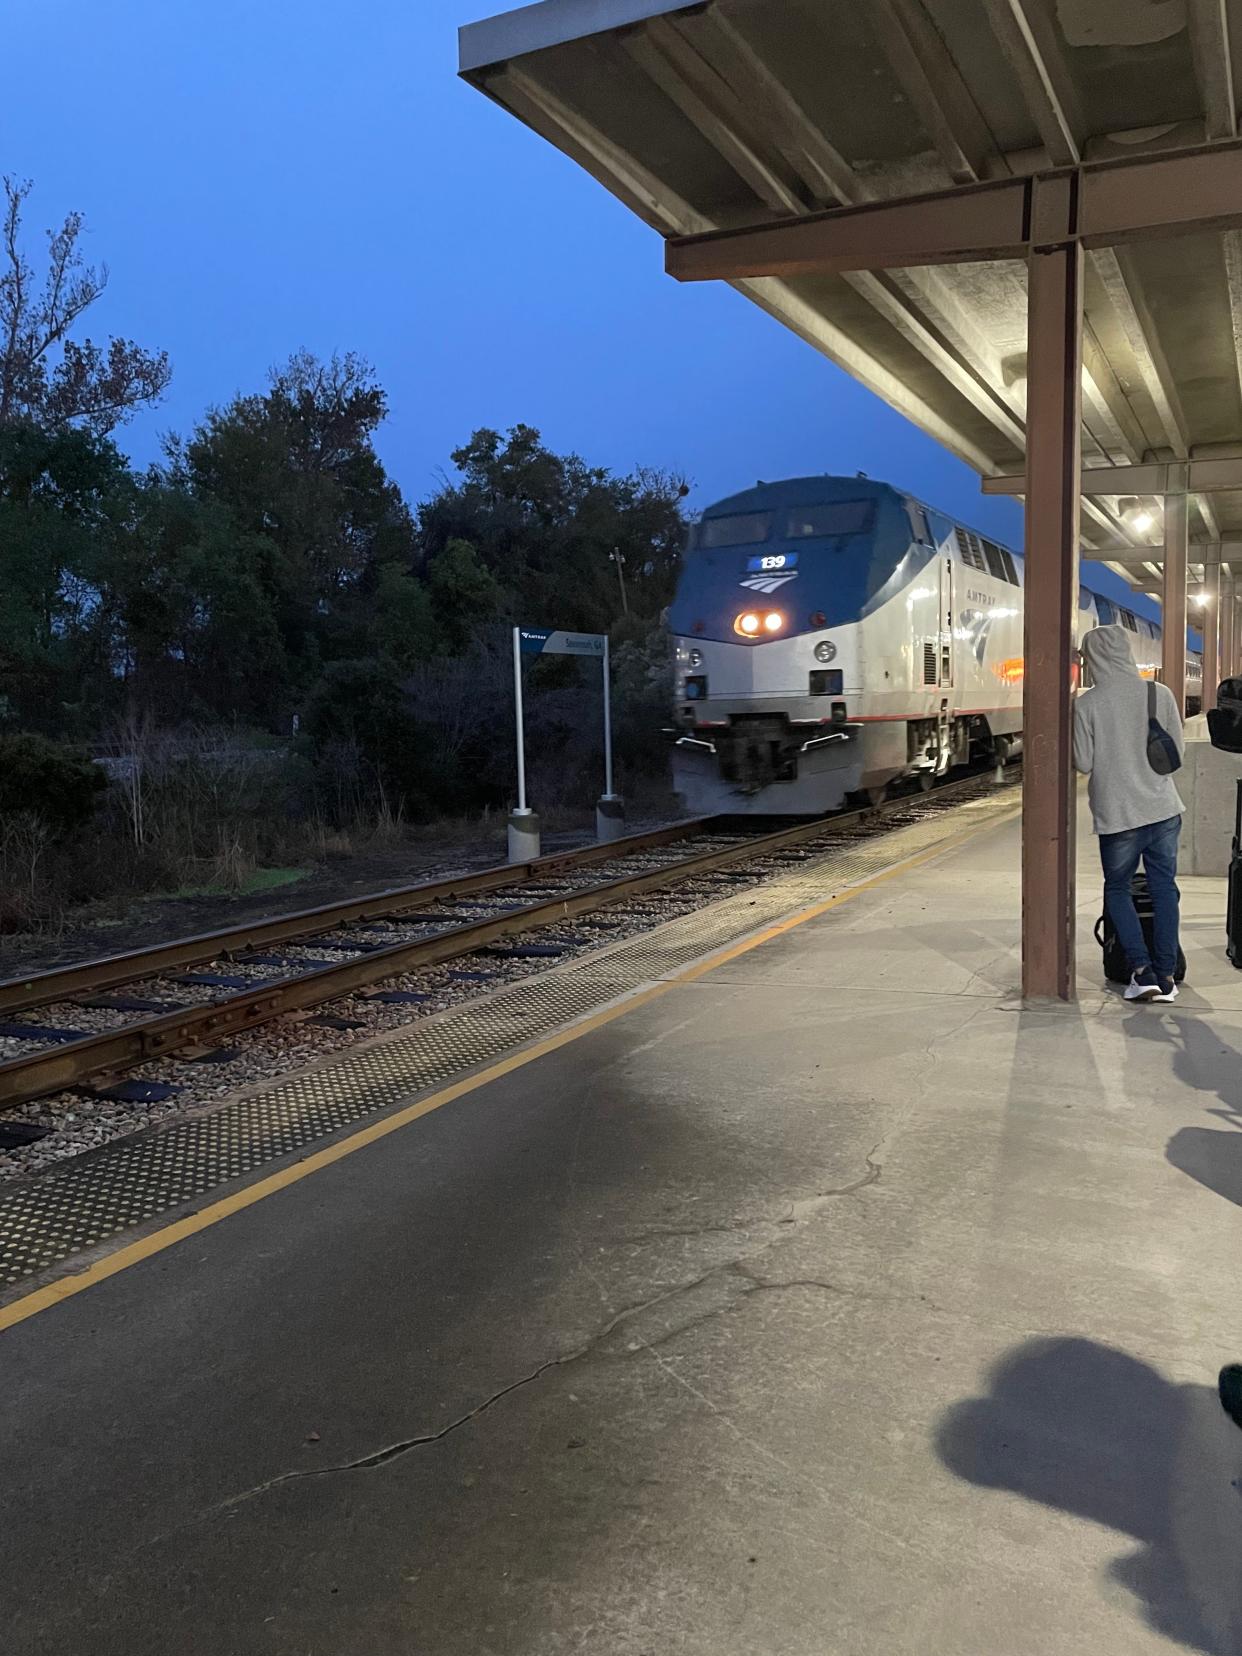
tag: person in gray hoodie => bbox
[1073,622,1185,1001]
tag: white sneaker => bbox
[1153,976,1179,1003]
[1124,969,1162,1002]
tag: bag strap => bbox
[1148,680,1157,723]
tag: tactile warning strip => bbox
[0,789,1018,1288]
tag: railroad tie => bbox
[0,1022,91,1044]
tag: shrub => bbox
[0,733,107,837]
[302,658,441,820]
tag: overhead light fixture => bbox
[1119,496,1158,537]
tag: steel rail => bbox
[0,815,719,1017]
[0,775,1002,1110]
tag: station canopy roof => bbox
[459,0,1242,596]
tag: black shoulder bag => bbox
[1147,682,1182,775]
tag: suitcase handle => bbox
[1094,916,1105,946]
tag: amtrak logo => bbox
[960,608,994,664]
[740,571,798,594]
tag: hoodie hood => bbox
[1081,623,1138,684]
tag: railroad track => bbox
[0,771,1014,1113]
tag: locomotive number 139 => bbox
[745,550,799,574]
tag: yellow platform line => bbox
[0,801,1018,1335]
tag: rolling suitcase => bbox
[1095,872,1188,984]
[1229,779,1242,969]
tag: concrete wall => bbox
[1178,717,1242,874]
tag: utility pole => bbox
[610,547,629,616]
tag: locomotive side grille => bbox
[923,641,937,685]
[959,530,987,573]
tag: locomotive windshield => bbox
[785,500,874,538]
[696,499,876,549]
[697,511,774,548]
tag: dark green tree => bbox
[180,351,418,683]
[0,421,132,728]
[417,424,687,632]
[78,472,290,726]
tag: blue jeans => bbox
[1099,815,1182,977]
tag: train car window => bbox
[698,511,774,548]
[957,528,987,572]
[905,500,931,543]
[784,501,874,539]
[1120,610,1138,632]
[1094,596,1116,625]
[980,539,1016,583]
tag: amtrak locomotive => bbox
[670,476,1202,814]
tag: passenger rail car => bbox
[670,477,1202,814]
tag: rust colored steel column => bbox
[1162,491,1188,714]
[1022,238,1082,1001]
[1203,557,1221,712]
[1225,566,1238,675]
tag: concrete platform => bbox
[3,801,1242,1655]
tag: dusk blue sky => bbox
[11,0,1157,619]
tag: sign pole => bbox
[595,630,625,842]
[508,626,540,862]
[513,625,527,814]
[602,633,614,799]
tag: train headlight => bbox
[735,611,762,636]
[763,611,784,634]
[687,648,703,667]
[814,639,837,662]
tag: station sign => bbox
[518,627,606,658]
[511,625,615,832]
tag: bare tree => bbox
[0,177,171,435]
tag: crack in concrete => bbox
[633,1288,756,1355]
[214,1141,890,1516]
[619,1221,755,1245]
[210,1270,727,1516]
[781,1139,883,1223]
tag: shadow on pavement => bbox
[1166,1119,1242,1209]
[1121,1011,1242,1210]
[936,1336,1242,1653]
